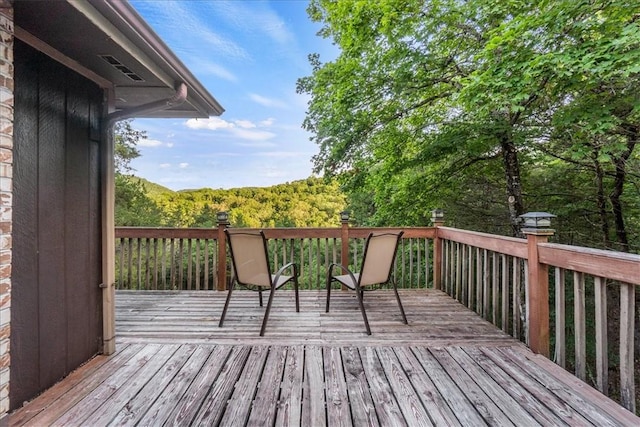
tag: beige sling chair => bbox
[325,231,408,335]
[219,229,300,336]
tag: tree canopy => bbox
[298,0,639,251]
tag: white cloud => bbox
[231,128,276,141]
[234,120,256,129]
[184,117,276,141]
[256,151,307,158]
[179,163,189,168]
[138,138,164,147]
[136,0,250,61]
[210,2,294,46]
[190,58,238,82]
[186,117,235,130]
[159,163,171,168]
[249,93,288,109]
[260,118,275,127]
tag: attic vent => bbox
[99,55,145,82]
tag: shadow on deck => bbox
[9,290,640,426]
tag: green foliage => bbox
[115,176,347,228]
[299,0,640,251]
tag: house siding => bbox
[0,1,12,419]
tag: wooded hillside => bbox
[115,175,346,228]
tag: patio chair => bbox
[325,231,408,335]
[218,229,299,336]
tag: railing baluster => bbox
[492,252,498,324]
[118,238,124,288]
[195,239,201,291]
[204,238,209,290]
[127,238,133,289]
[513,257,521,340]
[187,239,193,290]
[475,247,482,314]
[483,249,489,319]
[153,238,158,290]
[619,281,636,413]
[594,276,607,394]
[501,254,508,333]
[574,271,586,381]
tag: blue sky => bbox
[129,0,337,191]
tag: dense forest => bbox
[297,0,639,253]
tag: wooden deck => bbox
[10,290,640,426]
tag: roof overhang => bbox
[14,0,224,119]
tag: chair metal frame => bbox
[219,229,300,336]
[325,231,408,335]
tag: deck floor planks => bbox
[392,347,461,426]
[360,347,407,426]
[461,346,565,426]
[444,346,541,426]
[50,344,165,427]
[302,345,327,427]
[135,345,212,426]
[190,345,251,426]
[162,345,232,426]
[21,344,147,426]
[376,346,433,427]
[246,346,288,427]
[497,347,625,427]
[219,346,269,427]
[430,346,517,426]
[410,346,487,426]
[274,345,304,427]
[80,344,180,426]
[7,344,130,426]
[475,346,596,425]
[9,290,640,427]
[340,346,380,427]
[324,346,352,427]
[107,344,198,426]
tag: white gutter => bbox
[100,83,187,355]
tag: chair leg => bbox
[259,289,263,307]
[260,287,277,336]
[218,281,235,327]
[355,285,371,335]
[392,281,408,324]
[325,275,332,313]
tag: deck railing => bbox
[114,221,639,413]
[114,223,436,292]
[436,225,639,414]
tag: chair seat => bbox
[332,273,360,290]
[272,274,294,289]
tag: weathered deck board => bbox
[9,290,639,426]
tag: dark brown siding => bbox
[12,40,103,409]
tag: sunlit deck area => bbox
[10,289,639,426]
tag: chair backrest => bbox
[225,229,272,287]
[358,231,404,287]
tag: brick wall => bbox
[0,1,12,418]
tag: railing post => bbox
[340,211,350,269]
[520,212,556,358]
[431,209,445,290]
[216,212,230,291]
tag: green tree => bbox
[114,120,163,226]
[298,0,639,247]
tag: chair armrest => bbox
[272,262,299,289]
[327,262,359,290]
